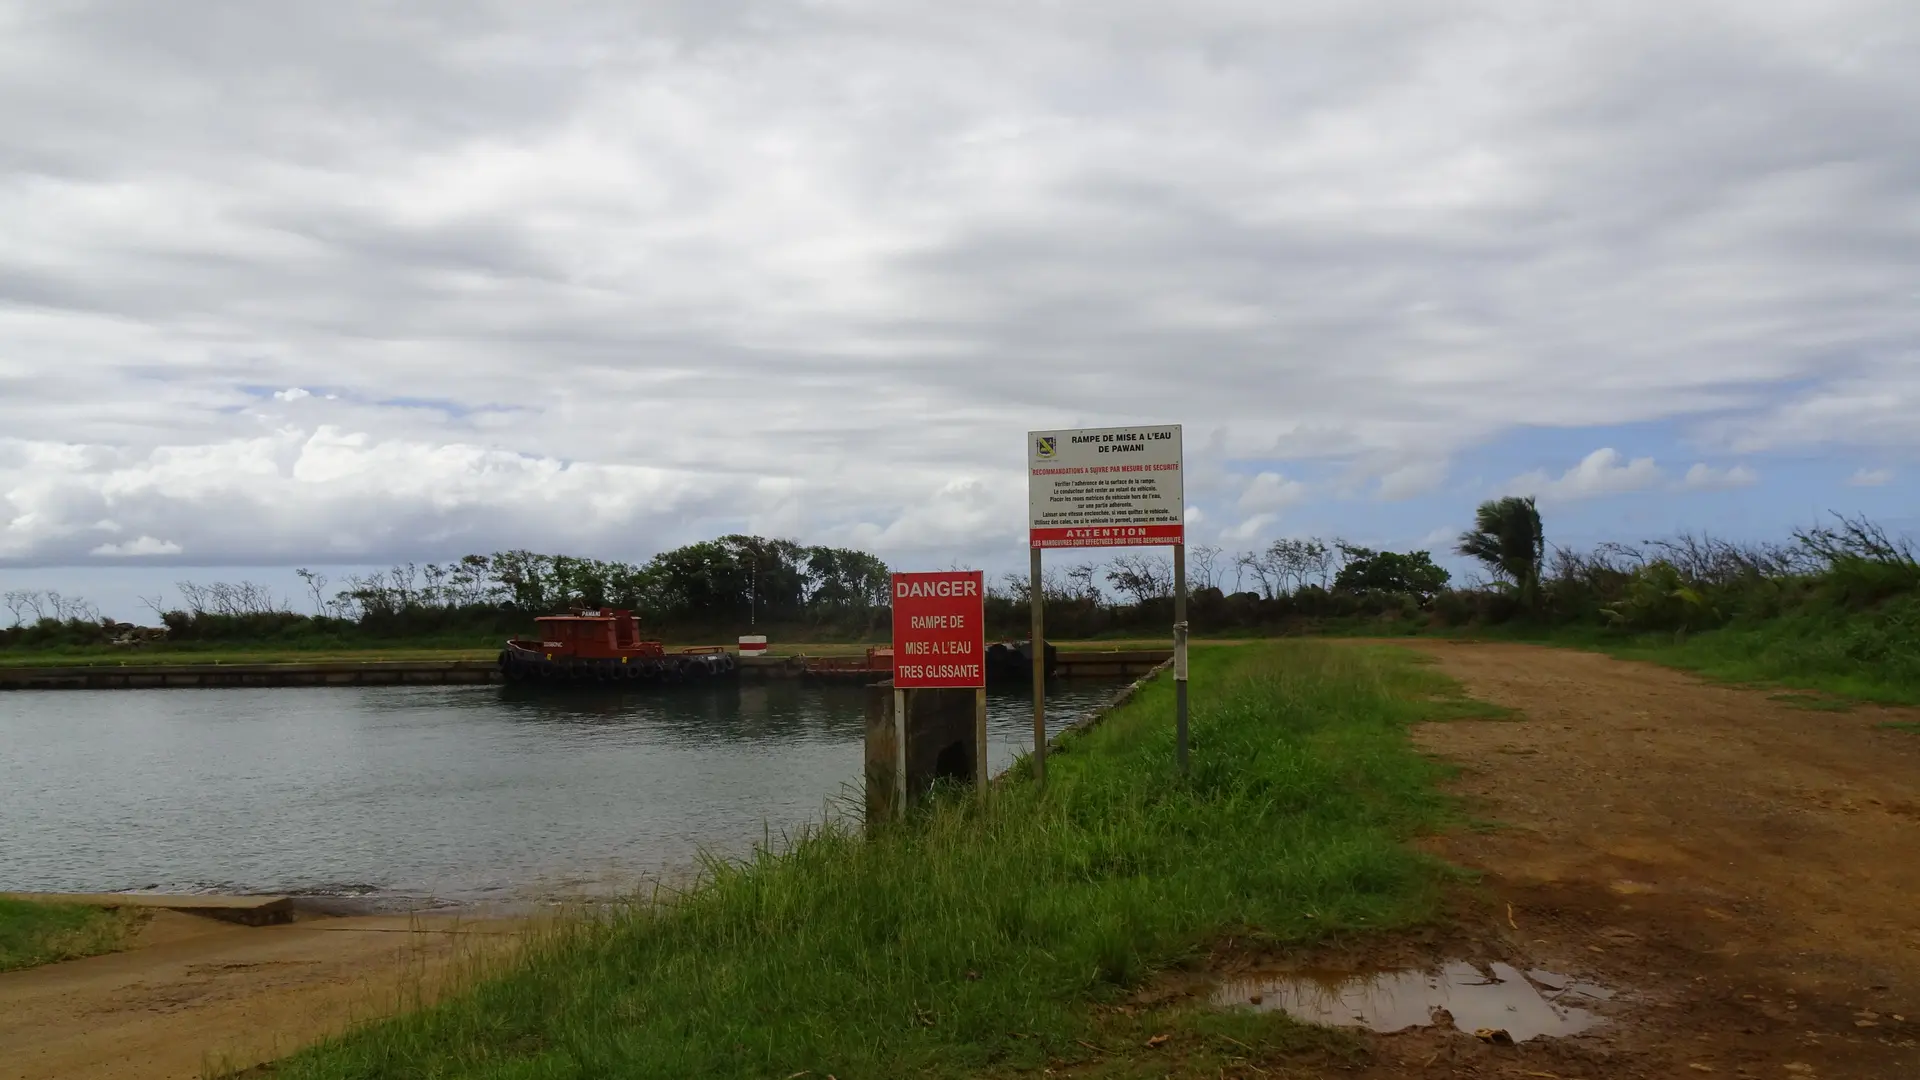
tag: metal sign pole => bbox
[1030,545,1046,787]
[974,686,989,800]
[1173,542,1189,775]
[892,686,907,818]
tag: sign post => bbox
[1173,543,1188,772]
[1029,546,1046,785]
[1027,424,1186,781]
[890,570,988,806]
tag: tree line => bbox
[287,538,892,629]
[1,536,895,647]
[4,499,1915,649]
[1448,496,1919,634]
[4,532,1455,644]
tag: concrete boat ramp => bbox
[2,891,295,926]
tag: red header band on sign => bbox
[1029,524,1184,549]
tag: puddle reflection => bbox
[1214,961,1609,1041]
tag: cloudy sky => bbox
[3,1,1916,615]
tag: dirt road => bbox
[0,911,517,1080]
[1354,642,1920,1079]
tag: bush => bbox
[0,617,116,650]
[1794,516,1920,607]
[1333,548,1449,601]
[1600,561,1718,632]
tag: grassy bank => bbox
[1535,600,1920,707]
[0,898,143,972]
[1168,596,1920,708]
[275,642,1487,1079]
[1307,596,1920,707]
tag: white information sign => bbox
[1027,424,1184,549]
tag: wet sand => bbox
[0,909,522,1080]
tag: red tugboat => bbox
[498,609,736,686]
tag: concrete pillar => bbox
[865,681,982,822]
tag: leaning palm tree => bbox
[1458,496,1546,608]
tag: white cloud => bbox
[2,427,782,563]
[1680,463,1758,491]
[89,536,183,557]
[1237,472,1308,514]
[1506,449,1663,502]
[1220,514,1278,543]
[1419,526,1458,550]
[1847,467,1894,487]
[825,475,1020,553]
[2,3,1918,569]
[1376,460,1448,502]
[1716,362,1920,453]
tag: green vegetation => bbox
[1192,512,1920,708]
[1406,514,1918,705]
[276,642,1483,1079]
[0,898,143,972]
[1259,604,1920,707]
[1540,597,1920,706]
[1456,495,1546,609]
[1332,546,1449,600]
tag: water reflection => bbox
[489,681,870,742]
[1,678,1125,903]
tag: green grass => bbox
[1881,721,1920,733]
[1527,600,1920,707]
[1293,596,1920,709]
[274,641,1472,1079]
[0,898,144,972]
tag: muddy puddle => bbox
[1214,962,1612,1042]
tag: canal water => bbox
[0,680,1128,905]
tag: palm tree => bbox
[1458,496,1546,608]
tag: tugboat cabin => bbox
[531,610,664,659]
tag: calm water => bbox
[0,680,1125,903]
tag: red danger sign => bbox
[890,570,985,689]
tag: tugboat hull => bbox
[498,642,735,686]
